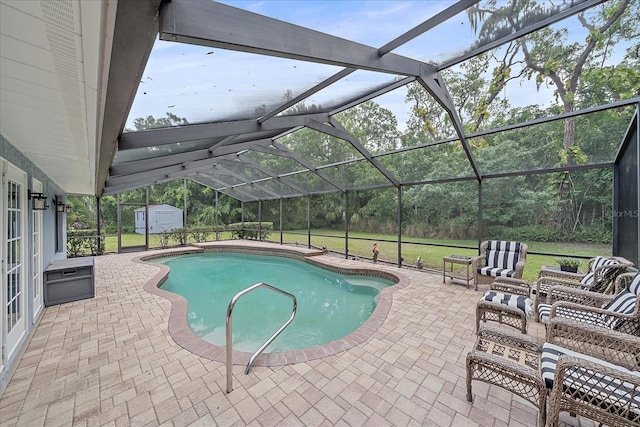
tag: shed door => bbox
[156,211,174,232]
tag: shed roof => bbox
[133,204,183,212]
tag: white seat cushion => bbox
[482,291,533,316]
[478,266,516,278]
[537,303,606,325]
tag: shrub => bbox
[481,224,612,244]
[67,233,85,257]
[556,257,581,269]
[483,225,565,242]
[158,232,170,248]
[103,225,118,234]
[571,226,612,244]
[66,229,105,257]
[169,228,188,246]
[189,228,209,242]
[86,235,105,256]
[227,222,272,240]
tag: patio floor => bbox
[0,242,596,426]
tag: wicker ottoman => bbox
[466,325,546,427]
[476,279,533,334]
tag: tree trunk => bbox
[558,113,577,232]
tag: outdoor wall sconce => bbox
[28,190,48,210]
[56,201,66,213]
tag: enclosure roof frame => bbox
[101,0,635,201]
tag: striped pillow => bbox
[485,241,521,270]
[594,257,618,276]
[591,256,609,271]
[579,272,595,286]
[602,290,636,329]
[627,274,640,296]
[482,291,533,316]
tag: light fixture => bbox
[28,190,48,210]
[56,201,66,213]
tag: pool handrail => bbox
[226,282,297,393]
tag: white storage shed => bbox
[135,204,184,234]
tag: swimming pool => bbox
[153,252,395,353]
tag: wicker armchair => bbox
[545,317,640,427]
[532,256,634,316]
[467,315,640,427]
[471,240,528,288]
[538,272,640,335]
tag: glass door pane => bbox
[4,167,26,360]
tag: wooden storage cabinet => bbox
[44,257,95,306]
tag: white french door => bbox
[2,162,27,364]
[32,179,44,320]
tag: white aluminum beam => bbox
[417,70,481,180]
[111,138,279,178]
[96,0,162,195]
[159,0,435,77]
[307,119,400,188]
[119,113,330,150]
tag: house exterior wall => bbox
[0,134,67,395]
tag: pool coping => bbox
[134,241,409,368]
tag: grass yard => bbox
[278,229,610,282]
[102,231,233,252]
[97,229,611,282]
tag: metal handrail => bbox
[226,282,297,393]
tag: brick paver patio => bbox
[0,242,595,426]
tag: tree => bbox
[67,195,97,229]
[129,112,189,131]
[335,101,401,153]
[467,0,639,230]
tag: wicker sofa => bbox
[467,317,640,427]
[471,240,528,288]
[532,256,634,316]
[537,272,640,336]
[544,317,640,426]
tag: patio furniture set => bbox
[458,241,639,426]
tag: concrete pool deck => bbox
[0,241,595,426]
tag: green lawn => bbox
[277,229,610,282]
[99,229,610,282]
[102,231,233,252]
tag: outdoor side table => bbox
[442,255,473,289]
[466,325,546,427]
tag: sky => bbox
[125,1,630,132]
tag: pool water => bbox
[155,253,394,352]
